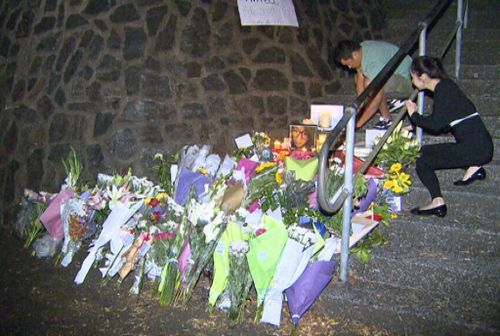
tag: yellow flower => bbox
[144,197,153,205]
[275,171,283,185]
[390,163,402,173]
[393,184,404,194]
[398,172,411,186]
[157,192,169,201]
[383,180,395,190]
[391,213,398,219]
[198,168,209,175]
[255,162,276,173]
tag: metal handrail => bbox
[317,0,467,282]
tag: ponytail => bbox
[411,56,447,79]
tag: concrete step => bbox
[323,280,500,335]
[447,64,500,81]
[454,79,500,97]
[469,96,500,118]
[404,186,499,224]
[333,75,500,99]
[381,216,500,258]
[350,255,500,312]
[422,135,500,159]
[409,162,500,186]
[385,5,500,25]
[384,29,500,45]
[427,42,500,66]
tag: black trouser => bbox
[416,131,493,199]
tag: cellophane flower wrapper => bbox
[226,241,253,325]
[39,188,75,239]
[74,201,142,285]
[246,215,288,304]
[236,158,260,185]
[129,255,148,295]
[190,145,211,172]
[33,233,62,258]
[158,199,187,306]
[260,237,316,327]
[285,259,336,326]
[353,178,378,215]
[16,189,50,248]
[174,167,210,206]
[179,214,227,305]
[60,197,88,267]
[98,225,135,280]
[202,153,221,177]
[209,220,245,306]
[217,154,236,178]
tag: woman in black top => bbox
[405,56,493,217]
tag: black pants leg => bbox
[416,141,489,199]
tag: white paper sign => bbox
[234,133,253,149]
[365,129,387,149]
[310,104,344,130]
[237,0,299,27]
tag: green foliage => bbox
[375,122,420,168]
[62,146,82,191]
[351,228,387,264]
[153,153,178,196]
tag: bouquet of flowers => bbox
[178,197,227,305]
[226,241,253,325]
[375,121,420,169]
[260,225,320,326]
[15,189,50,249]
[59,196,91,267]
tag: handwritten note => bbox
[237,0,298,27]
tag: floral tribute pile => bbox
[14,124,419,328]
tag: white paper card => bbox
[310,104,344,130]
[237,0,298,27]
[234,133,253,149]
[365,129,387,148]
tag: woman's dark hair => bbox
[411,56,447,79]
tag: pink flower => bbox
[248,201,261,213]
[154,232,174,240]
[87,191,106,210]
[308,189,318,209]
[255,228,267,236]
[139,232,151,242]
[149,198,159,207]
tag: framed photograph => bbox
[289,124,317,150]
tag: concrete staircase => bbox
[322,0,500,334]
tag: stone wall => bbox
[0,0,384,225]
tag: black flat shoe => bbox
[454,167,486,186]
[410,204,447,217]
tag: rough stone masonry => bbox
[0,0,384,225]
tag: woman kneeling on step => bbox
[405,56,493,217]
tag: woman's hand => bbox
[406,100,417,116]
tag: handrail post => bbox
[455,0,464,79]
[339,106,356,282]
[416,22,427,145]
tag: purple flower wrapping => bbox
[285,260,336,325]
[174,167,211,206]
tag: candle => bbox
[274,140,281,149]
[319,111,331,128]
